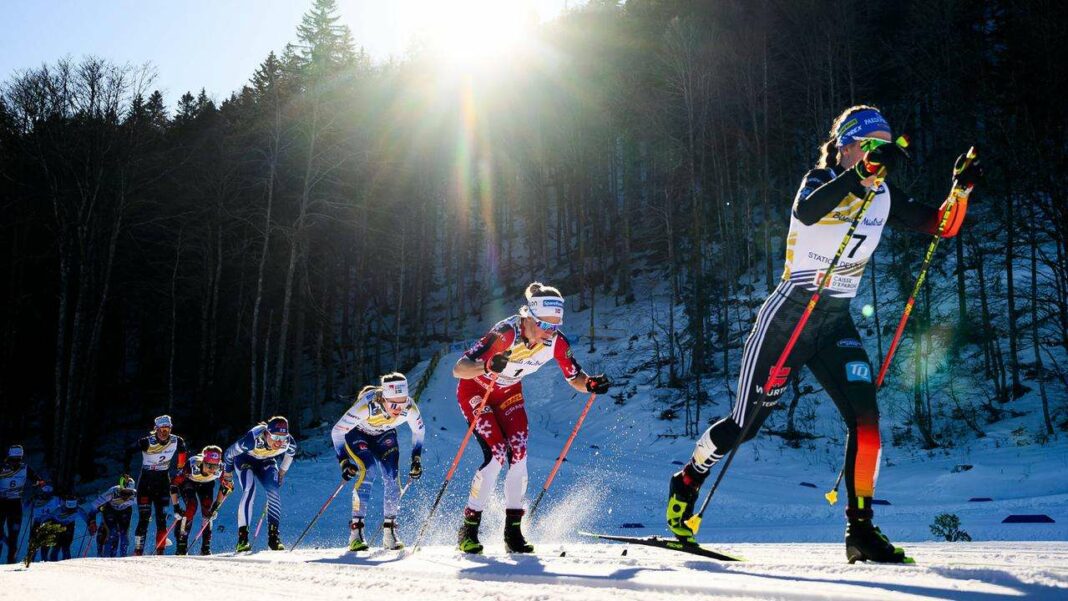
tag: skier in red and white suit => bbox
[452,282,610,554]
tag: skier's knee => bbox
[708,417,744,448]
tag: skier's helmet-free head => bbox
[154,414,173,437]
[380,372,409,416]
[118,474,137,497]
[519,281,564,343]
[265,416,289,449]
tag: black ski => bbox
[580,531,742,562]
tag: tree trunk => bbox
[168,229,183,412]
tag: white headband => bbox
[526,295,564,321]
[382,379,409,399]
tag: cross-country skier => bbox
[0,445,45,563]
[41,495,88,561]
[124,415,188,555]
[87,475,138,557]
[332,372,425,551]
[28,483,60,561]
[452,282,610,554]
[170,445,231,555]
[666,105,981,563]
[222,416,296,552]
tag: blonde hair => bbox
[524,281,563,301]
[817,104,882,169]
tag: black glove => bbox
[339,458,359,481]
[856,141,909,178]
[585,374,611,394]
[173,504,185,520]
[208,500,220,516]
[953,150,982,188]
[488,350,511,374]
[409,455,423,480]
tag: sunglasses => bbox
[530,316,561,334]
[268,433,288,442]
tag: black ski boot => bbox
[457,509,484,554]
[175,535,188,556]
[666,467,703,543]
[845,520,912,564]
[236,526,250,552]
[504,508,534,554]
[267,523,285,551]
[200,528,212,555]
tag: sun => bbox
[411,0,536,69]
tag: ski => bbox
[579,531,742,562]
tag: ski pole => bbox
[368,478,413,546]
[412,376,498,551]
[685,162,890,536]
[15,504,34,563]
[155,516,183,553]
[80,527,95,558]
[875,146,978,388]
[253,506,267,541]
[192,494,231,544]
[825,468,845,505]
[529,392,598,518]
[289,479,347,552]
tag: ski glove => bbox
[340,458,359,481]
[409,455,423,480]
[174,504,185,520]
[220,472,234,492]
[208,500,220,516]
[88,520,98,535]
[856,141,908,179]
[586,374,611,394]
[487,350,511,374]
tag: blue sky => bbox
[1,1,569,109]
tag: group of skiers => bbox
[1,105,979,565]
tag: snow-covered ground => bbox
[4,270,1066,599]
[5,542,1068,600]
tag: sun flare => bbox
[410,0,536,68]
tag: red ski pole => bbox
[412,376,497,551]
[154,517,183,553]
[529,392,598,517]
[876,147,978,388]
[192,493,232,544]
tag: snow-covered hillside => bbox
[4,271,1067,599]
